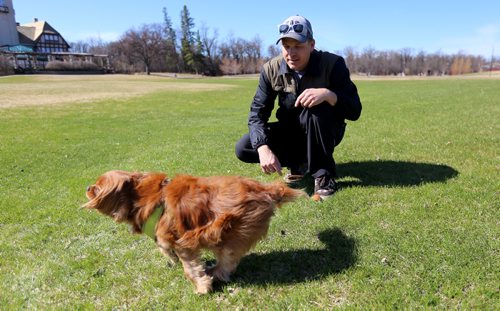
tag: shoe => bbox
[283,172,304,183]
[314,175,338,199]
[283,163,307,184]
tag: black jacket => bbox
[248,50,362,149]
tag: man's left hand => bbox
[295,88,337,108]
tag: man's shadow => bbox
[227,228,356,286]
[295,160,459,194]
[336,160,459,188]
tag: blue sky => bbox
[13,0,500,58]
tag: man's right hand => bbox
[257,145,282,175]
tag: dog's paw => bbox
[195,285,212,294]
[194,275,214,294]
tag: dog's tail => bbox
[267,181,306,207]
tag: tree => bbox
[162,7,179,72]
[399,47,413,75]
[267,45,281,59]
[200,23,220,75]
[192,30,206,74]
[343,46,358,73]
[450,53,473,75]
[119,23,165,75]
[219,57,242,75]
[359,46,376,75]
[180,5,197,72]
[70,40,90,53]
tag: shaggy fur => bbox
[84,170,304,294]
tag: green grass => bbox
[0,75,498,309]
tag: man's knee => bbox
[235,134,258,163]
[235,140,246,161]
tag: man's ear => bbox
[309,39,315,51]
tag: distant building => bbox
[17,19,70,53]
[0,0,19,47]
[0,0,109,73]
[17,18,70,53]
[1,0,70,52]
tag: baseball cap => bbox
[276,15,314,44]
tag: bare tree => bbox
[70,40,90,53]
[118,23,165,75]
[359,46,376,76]
[200,23,220,75]
[219,57,242,75]
[267,45,281,59]
[399,47,413,75]
[342,46,358,73]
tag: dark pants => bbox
[235,104,346,178]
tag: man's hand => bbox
[257,145,282,175]
[295,88,337,108]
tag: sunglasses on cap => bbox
[279,23,307,35]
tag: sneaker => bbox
[314,175,338,199]
[283,163,307,184]
[283,172,304,183]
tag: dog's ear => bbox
[83,171,136,217]
[85,184,100,201]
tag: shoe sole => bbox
[284,174,304,183]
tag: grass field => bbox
[0,74,498,309]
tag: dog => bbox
[83,170,304,294]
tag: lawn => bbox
[0,74,498,309]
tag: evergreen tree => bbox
[193,30,206,74]
[180,5,195,72]
[162,7,178,72]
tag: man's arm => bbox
[248,69,282,174]
[248,69,277,149]
[330,56,362,121]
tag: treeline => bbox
[341,46,491,76]
[70,5,497,76]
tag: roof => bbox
[16,20,70,49]
[17,20,59,40]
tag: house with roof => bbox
[1,0,69,53]
[0,0,109,73]
[17,18,71,53]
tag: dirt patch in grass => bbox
[0,74,234,108]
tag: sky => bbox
[12,0,500,58]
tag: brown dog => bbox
[84,170,304,294]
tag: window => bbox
[0,0,8,13]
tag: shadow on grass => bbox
[226,228,356,287]
[291,160,459,195]
[336,160,459,188]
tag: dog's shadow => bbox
[225,228,356,286]
[294,160,459,195]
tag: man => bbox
[235,15,362,199]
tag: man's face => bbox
[281,38,315,71]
